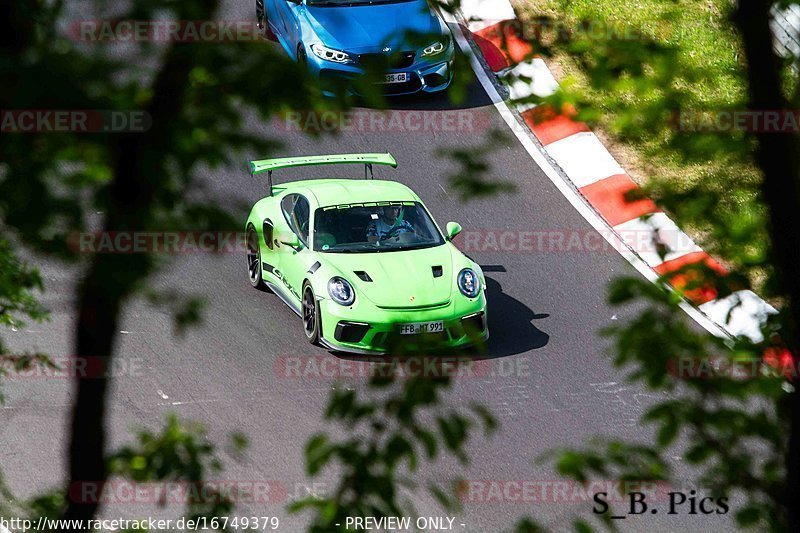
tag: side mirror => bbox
[277,231,301,249]
[446,221,462,240]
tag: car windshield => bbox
[314,201,445,253]
[307,0,415,6]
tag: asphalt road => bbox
[0,1,737,532]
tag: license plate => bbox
[383,72,409,84]
[399,321,444,335]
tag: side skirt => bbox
[264,281,302,317]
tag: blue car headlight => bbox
[457,268,481,298]
[328,276,356,305]
[311,44,354,64]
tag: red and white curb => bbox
[449,0,775,343]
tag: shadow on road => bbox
[482,276,549,359]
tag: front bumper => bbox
[306,47,454,96]
[318,293,488,355]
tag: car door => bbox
[275,193,313,302]
[264,0,286,44]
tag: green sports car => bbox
[244,152,488,355]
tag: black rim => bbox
[256,0,265,28]
[303,288,316,337]
[246,231,260,283]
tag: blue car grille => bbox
[358,51,416,70]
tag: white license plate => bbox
[399,321,444,335]
[383,72,409,84]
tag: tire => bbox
[255,0,266,30]
[302,281,321,345]
[246,225,266,290]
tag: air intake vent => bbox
[354,271,372,282]
[432,265,443,278]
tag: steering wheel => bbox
[381,225,414,241]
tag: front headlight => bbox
[421,38,448,57]
[311,44,354,64]
[328,276,356,306]
[457,268,481,298]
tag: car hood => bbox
[303,0,445,53]
[321,244,456,307]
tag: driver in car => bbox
[366,206,415,242]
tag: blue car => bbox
[256,0,455,96]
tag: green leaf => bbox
[573,519,594,533]
[735,506,761,526]
[305,434,332,476]
[656,416,680,447]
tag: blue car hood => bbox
[304,0,445,53]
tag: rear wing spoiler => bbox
[249,153,398,196]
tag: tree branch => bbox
[734,0,800,527]
[58,0,219,526]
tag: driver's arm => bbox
[398,219,414,233]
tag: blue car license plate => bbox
[383,72,409,84]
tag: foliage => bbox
[290,356,500,532]
[0,237,51,403]
[24,415,242,532]
[439,129,517,200]
[5,0,796,530]
[501,0,800,530]
[514,0,763,231]
[0,0,499,530]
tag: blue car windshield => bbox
[307,0,416,5]
[314,202,445,253]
